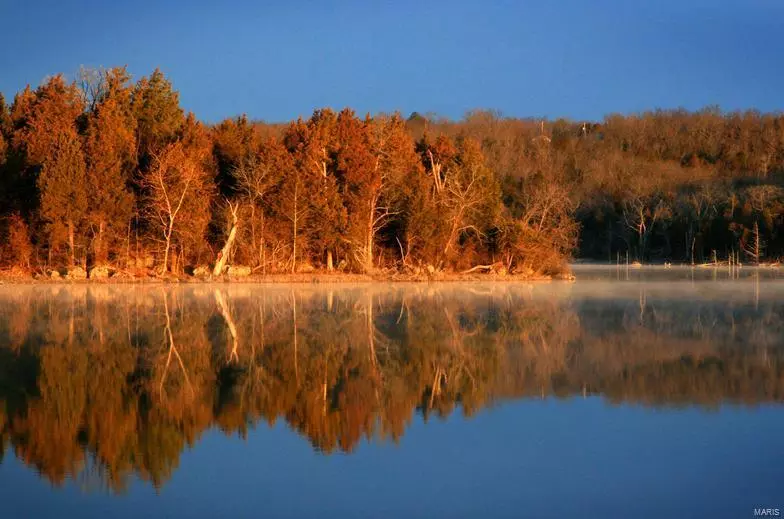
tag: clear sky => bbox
[1,0,781,123]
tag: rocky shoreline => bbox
[0,264,569,284]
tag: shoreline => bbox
[0,270,564,285]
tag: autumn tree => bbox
[140,139,213,273]
[232,137,290,270]
[406,132,457,264]
[11,76,84,168]
[82,67,137,263]
[8,76,84,227]
[131,69,184,169]
[366,113,423,267]
[3,213,33,269]
[334,109,378,270]
[38,131,88,267]
[282,113,343,272]
[410,134,499,268]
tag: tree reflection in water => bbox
[0,283,782,492]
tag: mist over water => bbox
[0,274,782,518]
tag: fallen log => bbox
[461,263,502,274]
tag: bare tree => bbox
[233,154,277,271]
[744,221,764,265]
[141,143,211,273]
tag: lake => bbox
[1,267,783,518]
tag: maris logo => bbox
[754,509,781,517]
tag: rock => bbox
[299,263,316,273]
[49,270,61,280]
[89,265,111,279]
[193,265,210,277]
[227,265,251,277]
[66,266,87,280]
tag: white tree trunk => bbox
[213,202,240,277]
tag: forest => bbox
[1,285,782,491]
[1,66,784,278]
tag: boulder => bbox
[89,265,111,279]
[193,265,210,277]
[66,266,88,280]
[227,265,252,278]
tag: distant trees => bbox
[3,66,784,275]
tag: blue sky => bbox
[1,0,781,122]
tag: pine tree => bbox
[38,131,88,267]
[131,69,184,169]
[83,67,137,263]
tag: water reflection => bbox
[0,282,782,493]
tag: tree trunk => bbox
[262,213,266,275]
[364,197,376,272]
[754,222,761,265]
[365,208,374,272]
[95,220,106,264]
[126,217,132,269]
[162,227,172,274]
[291,184,298,274]
[213,203,239,277]
[327,249,334,271]
[68,220,76,267]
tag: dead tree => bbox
[213,200,240,276]
[141,143,210,274]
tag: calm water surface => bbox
[1,267,783,518]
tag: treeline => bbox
[1,285,782,490]
[2,67,784,275]
[417,108,784,263]
[0,67,573,277]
